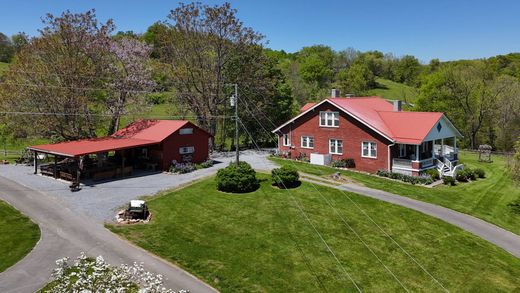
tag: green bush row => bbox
[376,169,433,185]
[331,158,355,168]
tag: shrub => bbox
[170,162,196,174]
[376,169,433,185]
[271,165,300,188]
[332,158,355,168]
[466,168,477,180]
[200,159,214,168]
[456,169,468,182]
[295,152,309,162]
[424,168,440,180]
[46,252,181,292]
[216,161,259,193]
[443,176,456,186]
[474,168,486,178]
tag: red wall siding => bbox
[278,102,392,174]
[160,122,211,170]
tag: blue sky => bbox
[1,0,519,62]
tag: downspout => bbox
[387,142,395,172]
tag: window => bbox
[329,139,343,154]
[282,133,291,146]
[301,136,314,149]
[179,128,193,135]
[398,144,406,157]
[319,111,339,127]
[362,142,377,158]
[179,146,194,154]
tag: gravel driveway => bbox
[0,150,278,222]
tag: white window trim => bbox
[179,146,195,154]
[329,139,343,155]
[361,141,377,158]
[301,136,314,149]
[179,128,193,135]
[282,133,291,146]
[319,111,340,128]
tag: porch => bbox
[391,137,458,175]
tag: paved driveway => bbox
[0,150,277,222]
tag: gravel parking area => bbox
[0,150,278,222]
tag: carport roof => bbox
[27,119,197,157]
[28,137,158,157]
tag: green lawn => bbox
[270,151,520,235]
[108,175,520,292]
[0,200,40,272]
[365,78,418,104]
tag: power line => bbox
[238,96,409,291]
[0,111,231,119]
[238,118,361,291]
[237,92,449,292]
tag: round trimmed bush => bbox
[474,168,485,178]
[456,169,469,182]
[424,168,440,180]
[216,161,259,193]
[271,165,300,188]
[443,176,456,186]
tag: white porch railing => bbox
[392,158,412,168]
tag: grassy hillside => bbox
[0,62,9,76]
[365,78,418,104]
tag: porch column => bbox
[431,141,435,159]
[415,144,420,161]
[121,149,125,177]
[453,137,457,150]
[441,138,444,157]
[33,151,38,174]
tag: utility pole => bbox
[230,83,239,165]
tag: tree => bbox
[337,63,375,95]
[417,63,506,149]
[105,37,155,134]
[0,32,13,62]
[512,137,520,181]
[155,2,265,146]
[10,33,29,53]
[394,55,422,85]
[297,45,334,86]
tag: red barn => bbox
[28,120,212,181]
[273,94,463,177]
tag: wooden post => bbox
[441,138,444,158]
[53,155,58,179]
[121,149,125,177]
[33,151,38,174]
[431,141,435,159]
[415,144,420,161]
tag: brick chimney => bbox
[331,89,340,98]
[393,100,402,111]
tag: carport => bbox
[27,137,159,182]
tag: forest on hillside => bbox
[0,2,519,152]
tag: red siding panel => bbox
[160,122,211,170]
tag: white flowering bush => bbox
[44,252,189,293]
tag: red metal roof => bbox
[300,102,316,112]
[28,119,201,157]
[275,96,452,144]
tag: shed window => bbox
[179,146,194,154]
[319,111,339,127]
[179,128,193,135]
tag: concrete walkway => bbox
[0,176,218,293]
[301,173,520,258]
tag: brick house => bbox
[272,93,463,176]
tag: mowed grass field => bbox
[108,174,520,292]
[365,78,418,103]
[271,151,520,236]
[0,200,40,272]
